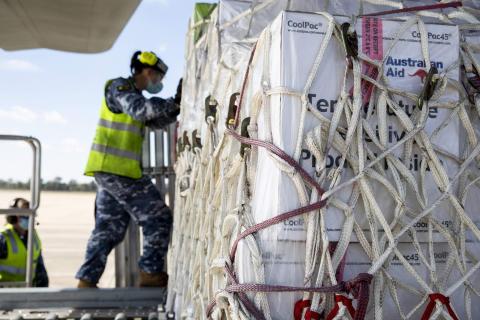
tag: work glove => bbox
[166,96,180,118]
[174,78,183,105]
[168,104,181,118]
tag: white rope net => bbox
[167,1,480,319]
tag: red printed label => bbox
[361,17,383,105]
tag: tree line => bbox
[0,177,96,192]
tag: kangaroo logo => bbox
[409,69,428,83]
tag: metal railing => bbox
[0,135,41,287]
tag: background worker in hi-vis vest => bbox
[0,198,48,287]
[76,51,181,288]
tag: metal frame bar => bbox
[165,124,176,209]
[154,130,167,196]
[0,287,165,309]
[0,135,41,287]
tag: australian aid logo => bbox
[385,56,443,81]
[408,69,428,83]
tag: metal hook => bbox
[192,129,202,149]
[417,66,438,109]
[182,131,191,149]
[177,136,184,154]
[341,22,358,59]
[205,95,218,124]
[226,92,240,127]
[240,117,251,157]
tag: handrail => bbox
[0,208,36,215]
[0,135,42,287]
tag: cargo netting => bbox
[167,1,480,319]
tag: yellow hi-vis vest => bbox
[84,83,145,179]
[0,224,41,282]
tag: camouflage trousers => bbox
[75,173,172,284]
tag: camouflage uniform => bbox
[76,77,178,284]
[103,77,179,126]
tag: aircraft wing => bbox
[0,0,141,53]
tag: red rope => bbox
[326,295,356,320]
[420,293,459,320]
[305,309,321,320]
[225,128,327,263]
[206,273,373,320]
[234,43,258,130]
[226,129,324,192]
[294,300,312,320]
[229,200,325,263]
[293,299,321,320]
[363,1,462,17]
[206,128,374,320]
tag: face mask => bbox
[19,217,29,230]
[146,79,163,94]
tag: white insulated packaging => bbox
[248,15,463,243]
[235,10,471,319]
[236,11,345,319]
[170,1,480,319]
[210,0,331,140]
[343,242,480,319]
[320,18,462,243]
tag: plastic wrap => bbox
[236,11,347,318]
[237,12,469,318]
[321,18,462,242]
[343,242,480,318]
[169,2,480,319]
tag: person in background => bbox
[76,51,181,288]
[0,197,49,287]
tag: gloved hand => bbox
[174,78,183,105]
[168,105,180,118]
[166,96,180,118]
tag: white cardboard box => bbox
[238,11,345,319]
[238,11,463,319]
[250,14,462,243]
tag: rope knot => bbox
[344,273,373,299]
[420,293,459,320]
[326,295,356,320]
[293,299,321,320]
[224,262,238,286]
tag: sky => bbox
[0,0,214,183]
